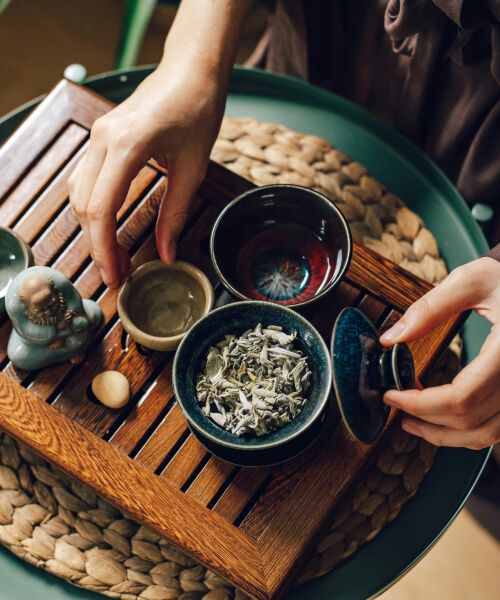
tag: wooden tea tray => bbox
[0,81,466,600]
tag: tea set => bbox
[1,184,415,466]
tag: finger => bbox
[156,160,205,264]
[117,244,131,280]
[401,412,500,450]
[87,152,141,288]
[68,145,107,260]
[384,328,500,428]
[380,263,486,346]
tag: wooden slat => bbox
[213,467,273,523]
[187,457,237,506]
[0,87,83,199]
[0,123,87,223]
[133,403,189,471]
[0,81,116,200]
[379,308,402,334]
[31,205,81,266]
[160,434,208,488]
[356,292,387,324]
[13,142,87,241]
[109,361,175,456]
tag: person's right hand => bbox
[68,62,226,289]
[380,256,500,449]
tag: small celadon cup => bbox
[117,260,214,351]
[0,227,34,313]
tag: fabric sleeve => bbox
[385,1,500,81]
[385,0,442,54]
[432,1,498,29]
[484,243,500,261]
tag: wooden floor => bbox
[0,1,499,598]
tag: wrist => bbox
[160,0,253,84]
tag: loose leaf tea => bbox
[196,323,311,436]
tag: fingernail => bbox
[382,321,405,343]
[402,422,421,437]
[100,268,110,287]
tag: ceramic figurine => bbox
[5,266,103,370]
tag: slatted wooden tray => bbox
[0,81,465,600]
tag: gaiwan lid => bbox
[331,307,415,444]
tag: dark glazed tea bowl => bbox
[172,301,332,467]
[0,227,34,313]
[210,184,352,310]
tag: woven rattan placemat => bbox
[0,117,461,600]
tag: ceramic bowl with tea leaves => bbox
[210,184,352,310]
[173,301,332,467]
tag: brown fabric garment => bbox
[485,243,500,260]
[249,0,500,246]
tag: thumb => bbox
[380,264,480,346]
[156,162,203,264]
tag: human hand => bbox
[379,256,500,449]
[68,64,225,289]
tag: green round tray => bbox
[0,66,490,600]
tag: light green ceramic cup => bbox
[117,260,215,351]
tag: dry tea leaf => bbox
[196,324,311,437]
[396,207,422,241]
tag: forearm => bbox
[160,0,254,86]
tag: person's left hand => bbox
[379,256,500,450]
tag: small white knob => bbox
[64,64,87,83]
[471,203,494,223]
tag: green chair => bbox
[0,0,11,14]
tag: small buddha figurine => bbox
[5,266,103,370]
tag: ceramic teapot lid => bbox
[331,307,415,444]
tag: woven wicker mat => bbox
[0,117,462,600]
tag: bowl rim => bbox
[172,299,333,451]
[0,226,35,305]
[117,259,215,346]
[209,183,353,309]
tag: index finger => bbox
[87,152,141,288]
[380,263,487,345]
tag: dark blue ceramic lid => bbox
[331,307,415,444]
